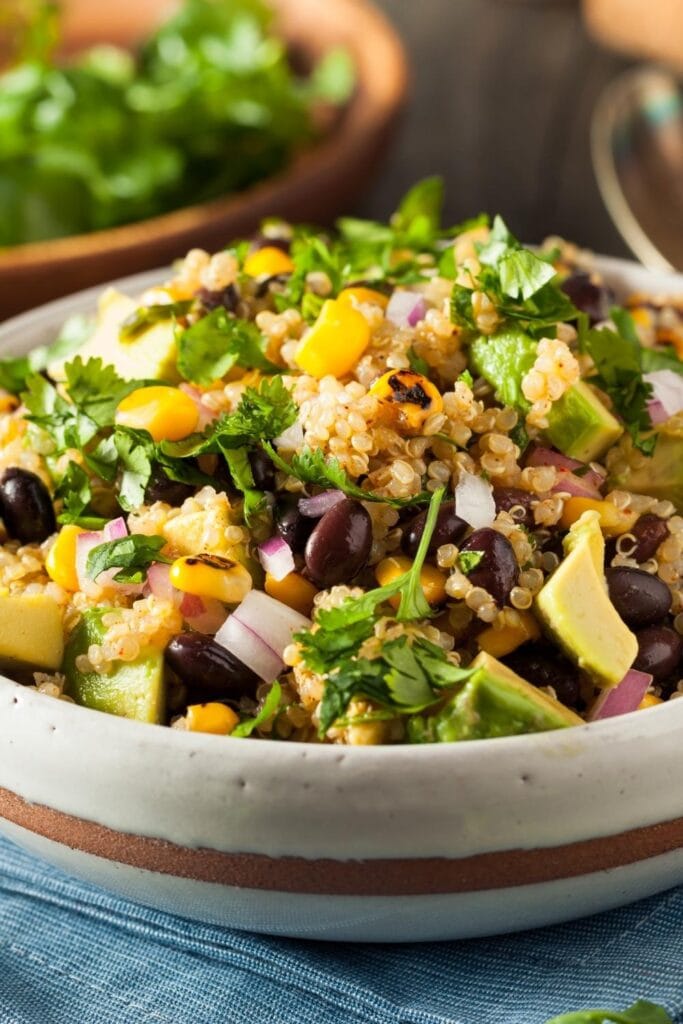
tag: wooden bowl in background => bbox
[0,0,407,320]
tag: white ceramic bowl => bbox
[1,258,682,943]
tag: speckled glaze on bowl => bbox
[0,257,682,942]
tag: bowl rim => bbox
[1,253,683,763]
[0,0,408,270]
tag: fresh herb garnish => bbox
[262,442,431,509]
[86,534,171,584]
[407,346,431,376]
[120,301,193,342]
[54,462,107,529]
[457,550,484,574]
[543,1000,673,1024]
[0,313,91,395]
[176,308,278,385]
[578,309,655,455]
[232,681,282,738]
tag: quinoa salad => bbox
[0,178,681,744]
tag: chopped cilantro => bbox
[578,309,655,455]
[407,346,431,376]
[176,308,278,385]
[457,369,474,388]
[54,462,107,529]
[232,681,282,738]
[86,534,171,584]
[261,442,430,509]
[457,550,484,574]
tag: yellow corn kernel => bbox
[638,692,663,710]
[186,702,239,735]
[375,555,447,607]
[265,571,318,617]
[476,611,541,658]
[45,525,84,592]
[369,369,443,433]
[0,393,19,414]
[170,554,252,605]
[243,246,295,278]
[338,286,389,311]
[115,386,198,443]
[294,299,371,379]
[560,497,638,537]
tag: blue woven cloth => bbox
[1,835,682,1024]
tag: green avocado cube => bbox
[408,651,583,743]
[63,608,166,724]
[608,420,683,512]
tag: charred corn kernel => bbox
[170,554,252,604]
[638,692,663,710]
[186,702,239,735]
[243,246,294,278]
[476,611,541,658]
[0,393,18,414]
[45,525,84,591]
[265,571,318,616]
[337,286,389,310]
[375,555,447,607]
[560,497,638,536]
[115,386,198,443]
[370,369,443,432]
[294,299,370,379]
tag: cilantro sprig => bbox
[176,308,278,385]
[261,443,430,509]
[232,681,282,738]
[86,534,171,585]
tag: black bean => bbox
[504,645,581,708]
[0,467,56,543]
[606,567,672,627]
[402,500,468,558]
[493,486,536,528]
[305,498,372,588]
[459,528,517,607]
[144,465,195,507]
[195,284,239,313]
[274,495,315,553]
[165,633,259,699]
[248,447,276,492]
[630,514,670,563]
[560,272,614,325]
[634,626,683,681]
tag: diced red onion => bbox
[551,469,602,500]
[146,562,182,606]
[274,419,304,451]
[526,445,606,492]
[103,517,128,542]
[258,536,295,581]
[647,398,670,426]
[587,669,653,721]
[454,470,496,529]
[215,614,285,682]
[298,489,345,518]
[179,382,219,430]
[76,531,104,594]
[644,370,683,421]
[180,594,228,635]
[386,290,426,329]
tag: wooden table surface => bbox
[361,0,632,257]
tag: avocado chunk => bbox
[608,419,683,512]
[535,510,638,687]
[408,651,583,742]
[0,592,63,670]
[63,608,166,723]
[49,289,180,383]
[545,380,623,462]
[470,328,622,461]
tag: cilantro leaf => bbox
[578,310,655,455]
[407,346,430,376]
[86,534,170,584]
[177,308,278,385]
[220,447,265,524]
[543,1000,673,1024]
[119,301,193,342]
[232,681,282,738]
[391,175,444,247]
[262,443,430,509]
[499,248,556,302]
[112,428,154,511]
[641,346,683,377]
[22,373,99,453]
[63,357,144,428]
[0,313,91,395]
[54,462,107,529]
